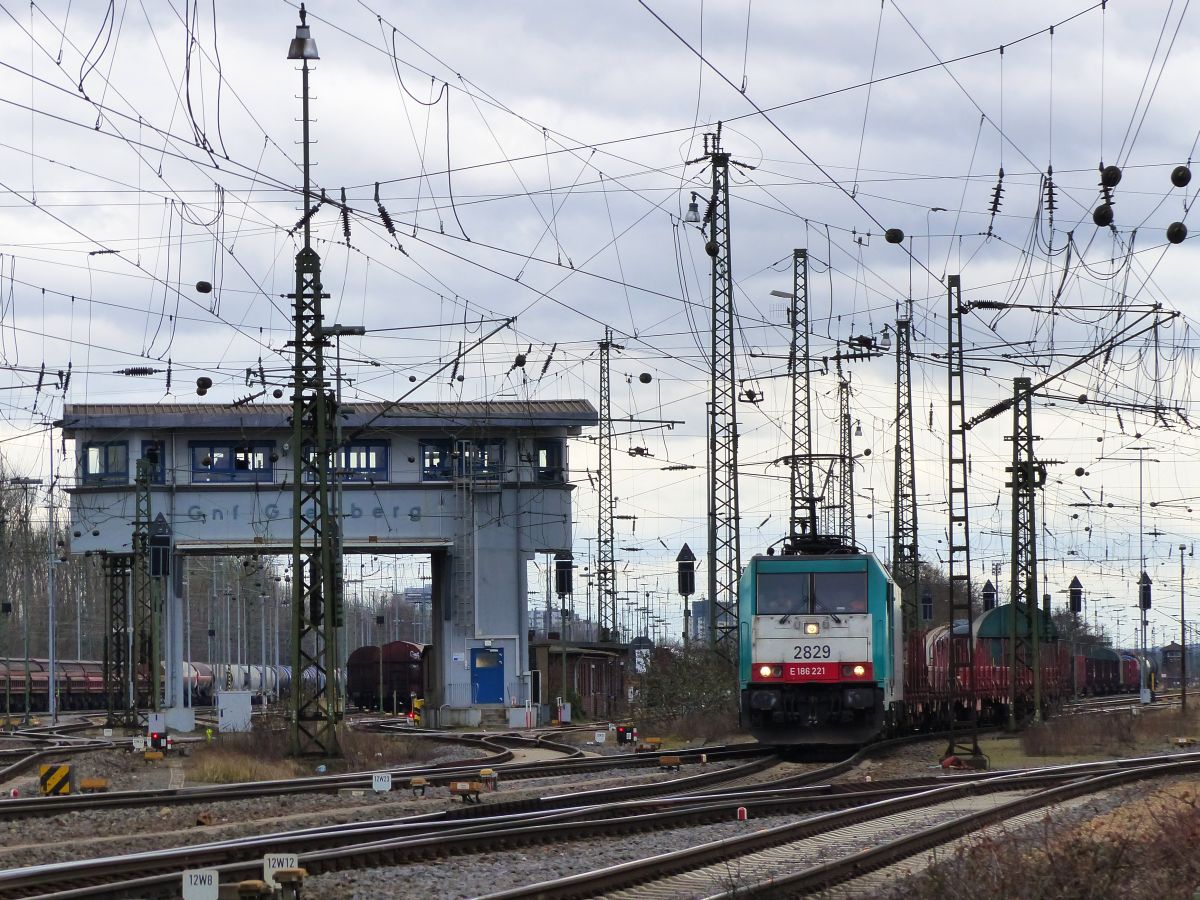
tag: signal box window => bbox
[82,442,128,484]
[756,572,810,615]
[459,440,504,479]
[139,441,166,484]
[190,442,274,482]
[329,440,389,481]
[533,438,565,482]
[420,439,454,481]
[812,572,868,614]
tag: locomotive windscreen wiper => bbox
[778,615,791,624]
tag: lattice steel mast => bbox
[287,6,341,756]
[836,369,855,546]
[692,126,744,658]
[893,318,919,628]
[132,457,161,715]
[597,329,621,642]
[945,275,980,759]
[103,554,134,727]
[786,249,817,549]
[1007,377,1043,726]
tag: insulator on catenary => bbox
[62,362,72,393]
[986,168,1005,237]
[1044,167,1057,227]
[115,367,161,376]
[340,188,351,243]
[540,343,556,377]
[989,168,1005,215]
[375,182,397,238]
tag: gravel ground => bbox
[0,759,741,870]
[15,731,1181,899]
[300,762,1198,900]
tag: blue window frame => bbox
[139,441,166,484]
[420,439,454,481]
[307,440,389,481]
[190,441,275,482]
[337,440,388,480]
[82,442,128,484]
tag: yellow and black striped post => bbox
[38,764,72,796]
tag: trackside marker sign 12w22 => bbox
[181,868,219,900]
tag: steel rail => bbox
[481,754,1200,900]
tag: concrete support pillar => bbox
[165,553,194,731]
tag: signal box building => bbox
[60,399,596,728]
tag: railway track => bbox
[477,751,1200,899]
[0,749,782,897]
[22,746,1196,899]
[0,731,1024,897]
[0,728,767,818]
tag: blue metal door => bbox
[470,648,504,704]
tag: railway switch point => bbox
[79,777,109,794]
[940,753,989,771]
[450,780,483,803]
[273,867,308,900]
[409,776,428,797]
[144,751,165,763]
[658,755,682,771]
[479,768,498,790]
[234,879,273,898]
[1172,737,1197,747]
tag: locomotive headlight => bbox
[803,622,819,635]
[853,664,866,677]
[759,665,772,678]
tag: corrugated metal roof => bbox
[59,399,597,433]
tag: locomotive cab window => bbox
[756,572,810,615]
[812,572,868,614]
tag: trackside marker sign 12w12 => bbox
[264,853,300,887]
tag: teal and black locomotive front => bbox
[739,552,901,744]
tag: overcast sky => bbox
[1,1,1198,646]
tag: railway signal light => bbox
[554,551,573,597]
[981,580,997,611]
[676,544,696,597]
[1140,572,1152,610]
[1069,576,1083,614]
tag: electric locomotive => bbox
[739,545,901,744]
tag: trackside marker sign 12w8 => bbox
[181,868,219,900]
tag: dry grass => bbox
[644,708,740,746]
[188,723,440,781]
[1021,706,1200,758]
[335,725,438,770]
[877,784,1200,900]
[188,730,307,784]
